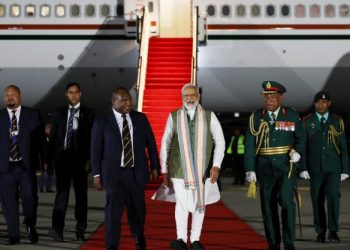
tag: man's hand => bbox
[210,166,220,183]
[94,176,103,190]
[85,161,92,173]
[299,170,310,180]
[162,173,172,187]
[43,163,48,171]
[246,171,257,182]
[150,169,159,181]
[341,173,349,182]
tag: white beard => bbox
[184,101,198,111]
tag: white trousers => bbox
[172,178,205,243]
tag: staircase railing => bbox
[191,6,199,85]
[136,6,151,112]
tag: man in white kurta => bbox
[161,83,225,250]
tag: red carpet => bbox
[81,191,267,250]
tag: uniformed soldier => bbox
[244,81,305,250]
[300,91,349,243]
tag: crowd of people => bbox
[0,81,348,250]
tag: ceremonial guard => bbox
[244,81,305,250]
[300,91,349,243]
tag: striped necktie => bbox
[122,114,133,168]
[9,110,21,160]
[66,108,77,148]
[269,112,276,125]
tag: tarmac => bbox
[0,174,349,250]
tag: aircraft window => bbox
[236,5,246,17]
[221,5,230,16]
[251,4,260,17]
[25,4,35,17]
[0,4,5,17]
[86,4,95,17]
[295,4,305,17]
[71,4,80,17]
[55,4,65,17]
[281,5,290,16]
[10,4,20,17]
[40,5,51,17]
[266,5,275,16]
[310,4,320,17]
[116,4,124,16]
[339,4,349,17]
[148,2,153,13]
[325,4,335,17]
[207,5,216,17]
[100,4,110,17]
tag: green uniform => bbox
[303,113,349,235]
[245,106,305,248]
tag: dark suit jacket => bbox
[91,109,159,188]
[0,106,46,173]
[50,105,95,167]
[303,113,349,174]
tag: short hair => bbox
[5,85,21,95]
[65,82,81,92]
[181,83,199,95]
[112,87,129,99]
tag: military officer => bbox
[244,81,305,250]
[300,91,349,243]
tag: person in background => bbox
[91,87,159,250]
[161,83,225,250]
[49,82,95,241]
[38,122,54,193]
[301,91,349,243]
[0,85,47,244]
[244,81,305,250]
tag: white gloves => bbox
[299,170,310,180]
[246,171,257,182]
[341,173,349,182]
[289,149,301,163]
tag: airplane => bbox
[0,0,350,130]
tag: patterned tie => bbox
[66,108,77,148]
[122,114,133,168]
[269,112,276,125]
[9,110,21,160]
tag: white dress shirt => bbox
[112,109,134,168]
[64,102,81,149]
[160,109,225,174]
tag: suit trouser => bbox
[310,172,340,234]
[52,151,88,232]
[172,178,205,243]
[105,168,146,249]
[0,162,38,239]
[259,172,296,247]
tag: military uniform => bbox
[244,81,305,250]
[302,91,349,241]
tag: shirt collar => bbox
[316,112,329,121]
[69,102,80,110]
[268,106,281,117]
[7,105,22,115]
[112,108,129,119]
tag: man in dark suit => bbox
[245,81,305,250]
[49,82,95,241]
[0,85,46,244]
[91,87,159,250]
[301,91,349,243]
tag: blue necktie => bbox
[122,114,133,168]
[66,108,77,148]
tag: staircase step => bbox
[149,46,192,52]
[147,72,191,78]
[148,51,192,57]
[148,61,192,67]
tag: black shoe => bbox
[8,237,20,245]
[170,239,188,250]
[26,225,38,244]
[135,235,146,250]
[39,188,44,193]
[49,229,64,242]
[75,229,86,241]
[316,232,326,243]
[328,231,340,243]
[190,241,205,250]
[284,245,295,250]
[106,246,117,250]
[267,244,280,250]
